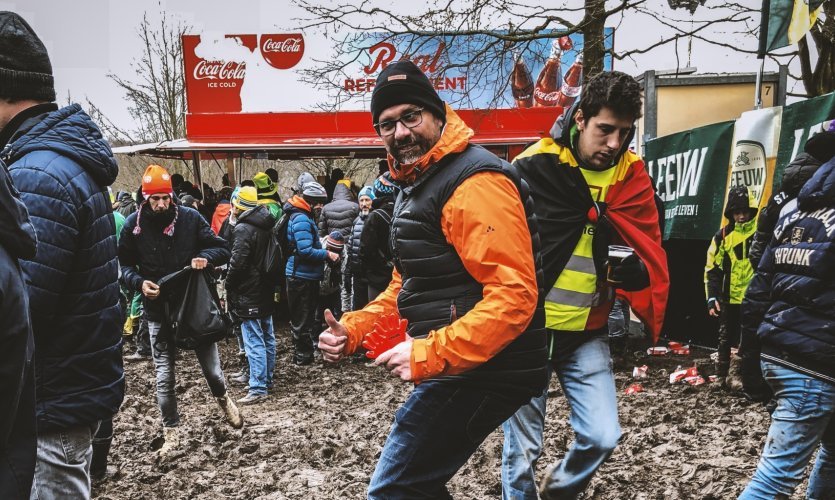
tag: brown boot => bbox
[725,354,744,392]
[157,427,180,459]
[216,393,243,429]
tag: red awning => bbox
[114,107,561,161]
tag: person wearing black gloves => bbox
[505,71,669,500]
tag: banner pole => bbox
[754,57,765,110]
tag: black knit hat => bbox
[370,60,445,125]
[0,12,55,102]
[805,130,835,164]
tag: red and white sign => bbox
[260,34,305,70]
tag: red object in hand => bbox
[362,314,408,359]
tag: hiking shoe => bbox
[216,393,244,428]
[237,392,268,405]
[294,355,314,366]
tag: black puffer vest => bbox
[391,144,547,390]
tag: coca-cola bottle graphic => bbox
[555,54,583,108]
[510,51,534,108]
[533,40,563,107]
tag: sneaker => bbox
[237,392,268,405]
[124,351,150,362]
[229,372,249,386]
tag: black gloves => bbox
[607,253,650,291]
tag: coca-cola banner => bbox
[645,92,835,240]
[182,30,613,114]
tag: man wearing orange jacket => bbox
[318,60,548,498]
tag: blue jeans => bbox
[369,380,531,499]
[502,334,620,500]
[30,421,100,500]
[739,360,835,499]
[241,316,275,394]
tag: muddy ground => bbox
[93,324,781,499]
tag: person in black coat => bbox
[739,155,835,498]
[0,159,38,499]
[345,186,375,311]
[1,13,124,496]
[119,165,242,458]
[226,187,276,406]
[360,174,397,301]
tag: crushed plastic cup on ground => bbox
[632,365,648,379]
[670,366,700,384]
[647,347,669,356]
[668,341,682,350]
[684,375,706,386]
[708,375,719,383]
[625,383,644,395]
[671,346,691,356]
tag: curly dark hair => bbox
[578,71,643,122]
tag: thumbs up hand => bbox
[318,309,348,363]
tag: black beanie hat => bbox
[0,12,55,102]
[805,130,835,164]
[370,60,445,125]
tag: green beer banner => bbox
[646,92,835,240]
[775,92,835,187]
[645,121,735,240]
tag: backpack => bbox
[158,267,232,350]
[261,212,292,284]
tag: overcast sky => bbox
[3,0,789,133]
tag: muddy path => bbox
[94,327,777,499]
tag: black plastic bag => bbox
[158,267,232,350]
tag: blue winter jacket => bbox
[743,157,835,383]
[283,196,327,280]
[4,104,124,431]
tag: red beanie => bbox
[142,165,173,197]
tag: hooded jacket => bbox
[115,190,137,218]
[0,159,37,497]
[743,157,835,383]
[339,105,547,389]
[283,195,328,280]
[119,203,231,321]
[226,205,275,317]
[749,152,823,268]
[705,186,759,305]
[4,103,124,431]
[319,182,359,238]
[512,103,669,340]
[345,211,369,283]
[359,195,395,288]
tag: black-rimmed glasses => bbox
[374,108,425,137]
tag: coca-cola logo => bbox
[260,34,305,69]
[193,60,247,81]
[534,87,560,105]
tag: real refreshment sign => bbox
[181,30,614,115]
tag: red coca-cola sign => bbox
[193,60,247,81]
[260,34,305,69]
[183,34,257,113]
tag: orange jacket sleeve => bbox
[409,171,538,381]
[340,270,402,354]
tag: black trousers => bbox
[717,303,741,377]
[351,278,369,311]
[287,277,319,361]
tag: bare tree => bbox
[294,0,759,108]
[798,0,834,96]
[105,13,190,143]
